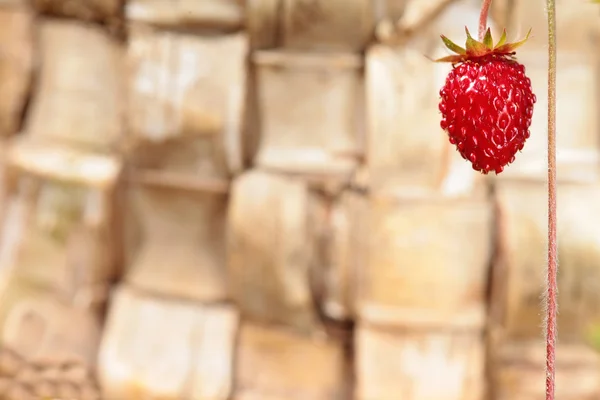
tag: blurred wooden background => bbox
[0,0,598,399]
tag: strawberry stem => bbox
[478,0,493,41]
[545,0,557,399]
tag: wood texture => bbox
[8,138,122,189]
[280,0,374,51]
[126,25,248,179]
[373,0,408,22]
[0,176,118,325]
[253,51,363,183]
[378,0,456,41]
[0,0,27,6]
[493,0,599,50]
[0,0,597,398]
[0,298,102,399]
[126,0,244,30]
[246,0,280,49]
[0,7,33,138]
[235,322,346,400]
[355,324,485,400]
[23,19,124,152]
[320,191,367,321]
[124,181,228,302]
[0,346,101,400]
[247,0,374,51]
[32,0,121,21]
[2,297,101,366]
[492,180,600,343]
[358,194,493,329]
[98,285,238,400]
[491,340,600,400]
[228,170,322,334]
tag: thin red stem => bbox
[478,0,493,41]
[546,0,557,399]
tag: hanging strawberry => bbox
[436,27,536,174]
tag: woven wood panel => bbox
[0,0,597,399]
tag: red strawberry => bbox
[436,27,536,174]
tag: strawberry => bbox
[436,27,536,174]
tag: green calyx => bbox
[435,26,532,63]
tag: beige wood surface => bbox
[32,0,121,21]
[126,0,244,30]
[0,1,596,399]
[235,322,346,400]
[0,177,118,320]
[246,0,280,49]
[0,297,102,399]
[280,0,374,51]
[320,190,367,321]
[98,285,238,400]
[0,7,33,138]
[228,170,322,335]
[23,19,124,152]
[127,25,248,179]
[358,194,493,329]
[253,51,363,184]
[124,181,228,302]
[356,324,485,400]
[492,180,600,343]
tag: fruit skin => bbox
[439,54,536,174]
[434,27,536,174]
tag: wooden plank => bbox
[320,190,367,321]
[279,0,374,51]
[357,194,493,329]
[0,7,34,137]
[8,137,122,189]
[491,340,600,400]
[355,324,485,400]
[491,180,600,343]
[126,24,248,179]
[23,18,124,151]
[0,0,28,7]
[97,284,238,400]
[247,0,374,51]
[372,0,408,22]
[2,296,101,366]
[227,170,322,334]
[124,180,228,302]
[126,0,244,31]
[395,0,457,35]
[126,168,230,193]
[235,322,347,400]
[252,51,363,184]
[492,0,598,51]
[0,175,119,325]
[32,0,120,22]
[246,0,280,49]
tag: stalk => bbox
[478,0,493,40]
[545,0,558,398]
